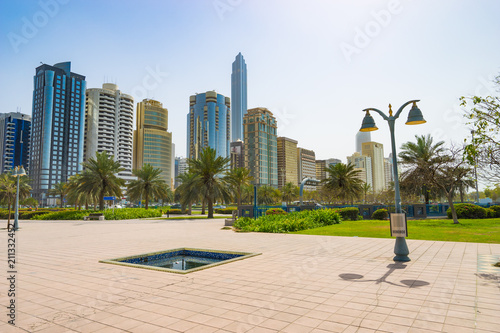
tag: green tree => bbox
[281,182,299,204]
[227,167,253,207]
[127,164,171,209]
[48,181,68,208]
[0,173,31,229]
[187,147,232,218]
[361,182,372,203]
[257,185,279,205]
[399,134,446,204]
[323,162,363,204]
[175,172,200,215]
[20,197,38,209]
[79,151,125,211]
[461,73,500,182]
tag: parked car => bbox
[170,204,182,209]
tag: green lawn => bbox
[293,219,500,244]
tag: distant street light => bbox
[360,100,426,262]
[12,165,27,231]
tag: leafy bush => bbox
[485,208,496,218]
[166,209,183,214]
[19,210,52,219]
[233,209,341,233]
[265,208,287,215]
[372,209,388,220]
[215,207,237,214]
[31,208,162,220]
[337,207,360,221]
[447,203,487,219]
[489,205,500,218]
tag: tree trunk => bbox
[459,187,464,203]
[201,198,206,215]
[446,191,459,224]
[208,198,214,218]
[237,187,242,207]
[7,200,11,230]
[188,201,192,215]
[99,192,104,211]
[145,192,149,209]
[60,194,64,208]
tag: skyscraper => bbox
[230,140,245,169]
[0,112,31,173]
[347,152,373,190]
[231,52,247,142]
[85,83,134,182]
[315,158,341,182]
[29,62,86,202]
[133,99,172,184]
[356,131,371,153]
[361,141,385,193]
[243,108,278,187]
[277,137,298,189]
[187,91,230,159]
[297,148,316,191]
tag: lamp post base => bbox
[393,237,410,262]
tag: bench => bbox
[84,213,105,221]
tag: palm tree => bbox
[399,134,445,204]
[227,168,253,207]
[281,182,299,204]
[79,151,125,211]
[188,147,232,218]
[323,162,363,204]
[361,182,372,203]
[0,173,31,229]
[127,164,171,209]
[175,171,200,215]
[257,185,279,205]
[48,181,68,208]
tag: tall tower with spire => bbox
[231,52,247,142]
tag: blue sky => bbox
[1,0,499,164]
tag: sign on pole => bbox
[103,196,116,201]
[390,213,407,237]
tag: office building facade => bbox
[230,140,245,169]
[297,147,316,191]
[133,99,172,184]
[85,83,134,182]
[29,62,86,202]
[187,91,230,159]
[243,108,278,187]
[355,131,371,153]
[0,113,31,173]
[347,152,373,190]
[231,52,247,142]
[315,158,341,182]
[361,141,385,193]
[277,136,298,189]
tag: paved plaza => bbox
[1,218,499,333]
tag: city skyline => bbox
[1,1,499,167]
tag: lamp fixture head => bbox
[359,111,378,132]
[405,102,426,125]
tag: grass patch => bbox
[292,218,500,243]
[156,216,222,220]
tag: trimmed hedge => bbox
[266,208,287,215]
[214,207,237,214]
[372,208,389,220]
[234,209,341,233]
[166,209,183,214]
[447,203,487,219]
[490,205,500,218]
[336,207,360,221]
[31,208,162,220]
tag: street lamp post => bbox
[12,165,27,231]
[359,100,426,262]
[471,130,480,203]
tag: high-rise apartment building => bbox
[231,52,247,142]
[315,158,341,182]
[356,131,371,153]
[133,99,172,184]
[361,142,385,192]
[297,148,316,191]
[187,91,230,159]
[384,156,394,190]
[174,157,188,188]
[0,113,31,173]
[243,108,278,187]
[277,137,298,189]
[84,84,134,182]
[29,62,86,202]
[347,152,373,190]
[230,140,245,169]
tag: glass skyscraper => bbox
[231,52,247,142]
[187,91,230,159]
[29,62,86,203]
[0,112,31,173]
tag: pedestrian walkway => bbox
[1,218,499,332]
